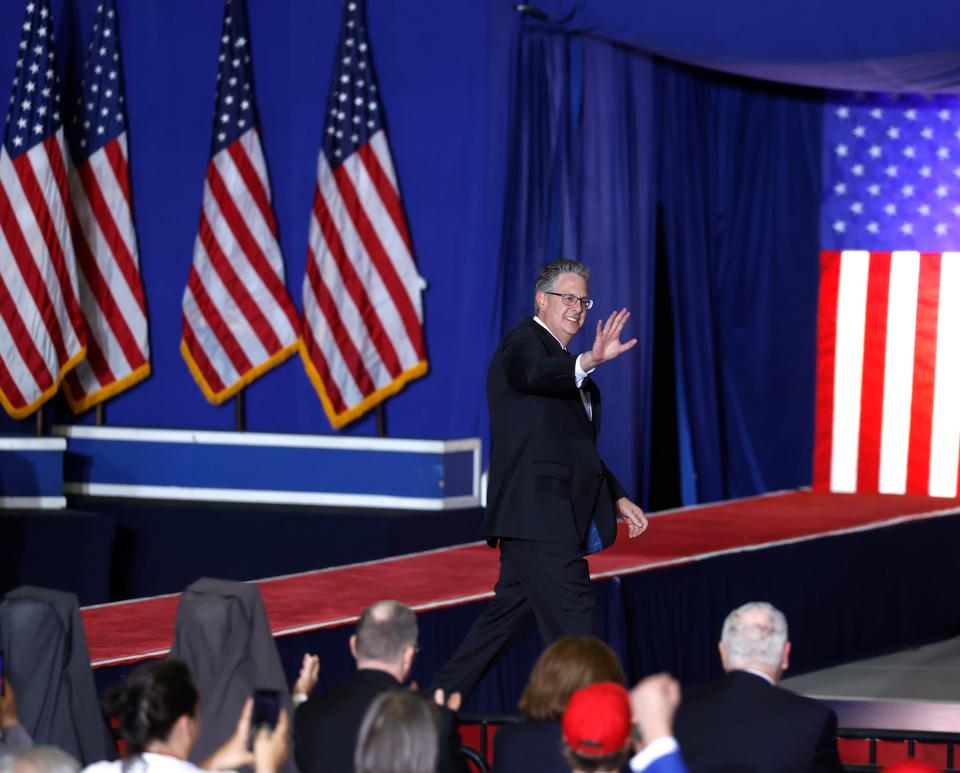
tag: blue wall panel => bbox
[0,1,514,446]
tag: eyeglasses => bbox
[544,291,594,310]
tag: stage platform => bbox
[81,489,960,713]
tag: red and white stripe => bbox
[63,133,149,411]
[814,250,960,498]
[0,132,86,418]
[301,130,427,428]
[181,129,299,403]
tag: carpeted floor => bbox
[81,489,960,667]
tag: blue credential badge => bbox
[585,517,604,554]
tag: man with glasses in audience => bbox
[433,259,648,700]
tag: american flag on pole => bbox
[0,0,86,419]
[814,93,960,498]
[63,0,149,412]
[301,0,427,429]
[181,0,299,403]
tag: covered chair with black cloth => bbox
[0,586,117,765]
[168,577,298,773]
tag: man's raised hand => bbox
[580,308,637,371]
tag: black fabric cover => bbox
[168,578,297,773]
[0,586,116,764]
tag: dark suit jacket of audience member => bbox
[293,669,466,773]
[493,720,639,773]
[492,719,567,773]
[673,670,844,773]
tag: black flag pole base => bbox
[376,404,387,438]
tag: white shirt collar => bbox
[740,668,776,686]
[532,315,566,350]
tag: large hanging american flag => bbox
[181,0,299,403]
[63,0,150,413]
[301,0,427,429]
[0,0,86,419]
[814,93,960,498]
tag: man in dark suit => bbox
[293,600,465,773]
[433,259,648,699]
[674,602,844,773]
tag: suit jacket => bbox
[673,670,844,773]
[492,719,567,773]
[293,669,466,773]
[482,317,628,547]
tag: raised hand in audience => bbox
[292,654,320,700]
[629,673,681,749]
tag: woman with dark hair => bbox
[82,660,289,773]
[493,636,626,773]
[354,690,438,773]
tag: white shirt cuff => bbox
[291,693,309,706]
[574,354,594,387]
[630,736,679,771]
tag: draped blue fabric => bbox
[493,21,656,503]
[496,19,822,504]
[655,63,823,502]
[532,0,960,93]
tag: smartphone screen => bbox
[248,688,281,748]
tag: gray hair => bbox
[721,602,788,670]
[0,747,80,773]
[533,259,590,313]
[354,689,438,773]
[355,600,418,664]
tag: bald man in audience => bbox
[293,600,465,773]
[674,602,843,772]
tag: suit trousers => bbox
[432,538,595,698]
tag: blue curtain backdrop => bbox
[656,62,823,503]
[493,22,656,503]
[493,21,822,505]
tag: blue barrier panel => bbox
[54,426,481,510]
[0,437,66,509]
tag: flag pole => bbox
[235,390,246,432]
[376,404,387,438]
[95,403,105,426]
[35,406,45,437]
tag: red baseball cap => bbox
[562,681,631,756]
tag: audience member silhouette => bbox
[83,659,288,773]
[674,601,843,772]
[354,690,439,773]
[294,600,465,773]
[493,635,625,772]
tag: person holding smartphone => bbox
[83,660,289,773]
